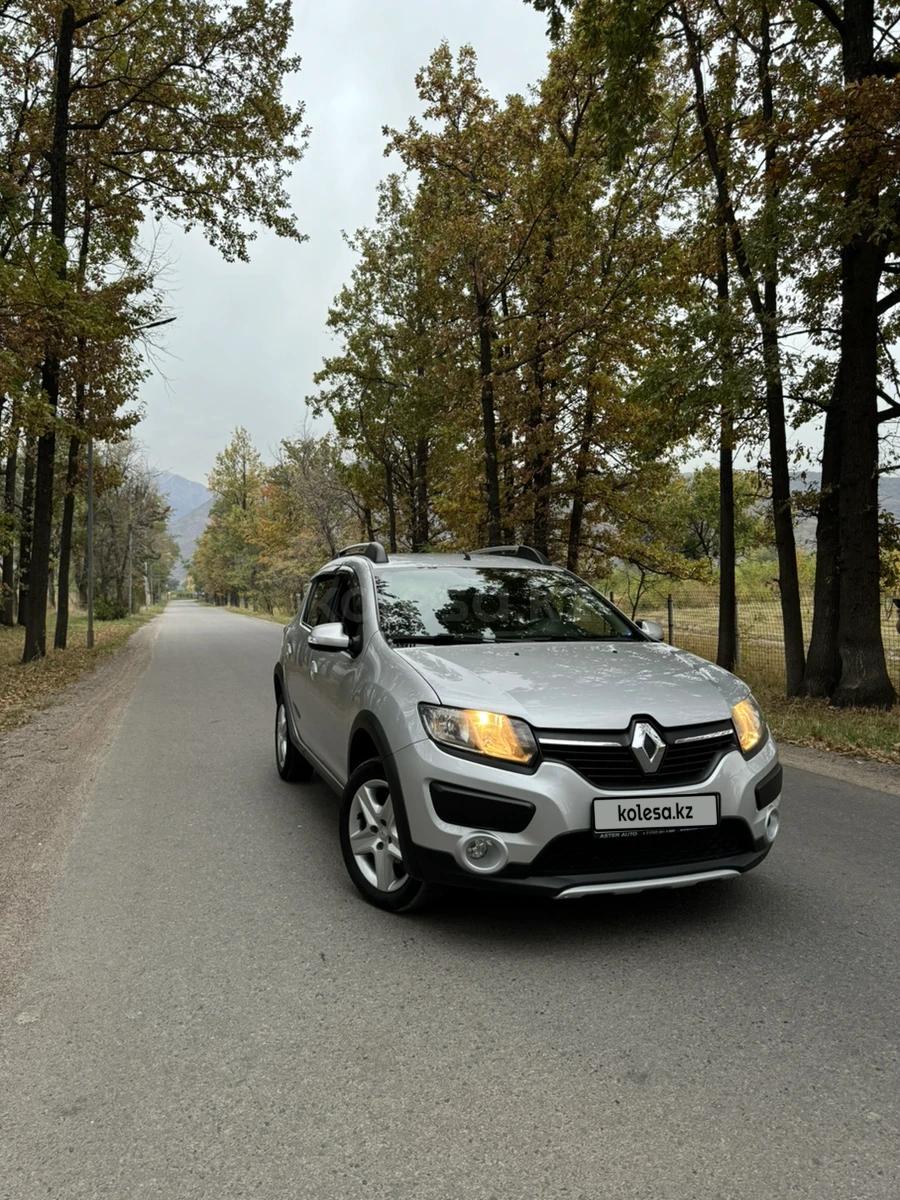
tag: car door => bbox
[306,568,366,783]
[285,572,344,762]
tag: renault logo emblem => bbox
[631,721,666,773]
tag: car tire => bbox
[275,694,315,782]
[339,759,432,912]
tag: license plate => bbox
[593,793,719,832]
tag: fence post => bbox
[667,594,674,644]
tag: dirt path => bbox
[0,617,160,1002]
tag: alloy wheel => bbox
[347,778,408,893]
[276,703,288,769]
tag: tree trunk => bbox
[1,406,18,625]
[761,321,806,693]
[77,534,88,607]
[497,287,516,542]
[804,375,842,696]
[829,0,895,707]
[567,392,596,572]
[384,460,398,553]
[717,426,737,672]
[528,394,553,557]
[476,293,502,544]
[528,217,560,559]
[17,435,35,626]
[55,201,93,650]
[497,420,516,543]
[413,436,429,551]
[54,388,84,649]
[681,0,805,693]
[23,4,75,661]
[715,223,737,672]
[758,3,804,693]
[832,237,894,705]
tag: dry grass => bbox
[635,603,900,764]
[651,625,900,765]
[0,606,163,732]
[753,683,900,766]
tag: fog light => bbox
[765,808,780,843]
[457,832,508,875]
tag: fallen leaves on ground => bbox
[0,609,162,733]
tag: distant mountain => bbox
[155,472,214,584]
[156,471,213,524]
[790,472,899,548]
[169,497,216,583]
[881,475,900,519]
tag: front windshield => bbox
[373,565,637,645]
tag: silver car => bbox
[273,543,781,911]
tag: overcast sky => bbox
[138,0,550,485]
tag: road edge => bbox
[778,741,899,796]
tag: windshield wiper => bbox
[390,633,488,646]
[494,634,633,643]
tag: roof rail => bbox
[470,544,552,566]
[337,541,389,564]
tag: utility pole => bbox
[86,434,94,649]
[127,522,133,614]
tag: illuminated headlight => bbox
[731,695,767,756]
[420,704,537,766]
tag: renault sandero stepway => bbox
[273,543,781,911]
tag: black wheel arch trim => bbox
[274,663,308,763]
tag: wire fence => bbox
[629,590,900,693]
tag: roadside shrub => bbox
[94,597,128,621]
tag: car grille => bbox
[537,723,737,790]
[515,818,754,877]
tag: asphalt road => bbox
[1,601,898,1199]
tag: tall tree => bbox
[317,42,697,571]
[1,401,18,625]
[9,0,307,661]
[527,0,900,705]
[802,0,899,706]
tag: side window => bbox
[303,576,343,627]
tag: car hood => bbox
[396,640,744,730]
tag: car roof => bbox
[320,551,565,572]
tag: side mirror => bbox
[308,621,350,651]
[637,619,664,642]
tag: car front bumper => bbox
[391,734,781,898]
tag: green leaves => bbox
[306,40,702,564]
